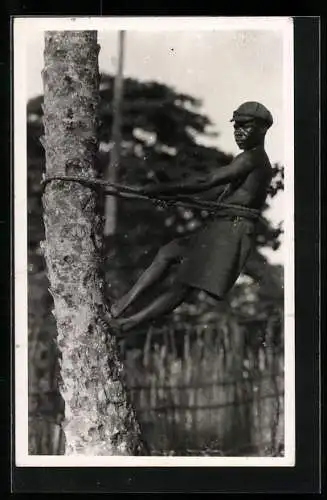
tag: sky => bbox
[24,22,292,265]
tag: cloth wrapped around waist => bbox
[176,206,258,298]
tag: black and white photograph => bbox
[14,16,295,466]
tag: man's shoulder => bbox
[234,150,254,162]
[235,149,260,167]
[244,147,272,168]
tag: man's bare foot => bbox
[110,303,120,319]
[107,317,123,335]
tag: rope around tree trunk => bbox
[41,174,266,224]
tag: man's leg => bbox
[111,240,184,318]
[113,283,190,332]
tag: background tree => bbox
[40,31,146,456]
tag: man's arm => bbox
[136,153,255,196]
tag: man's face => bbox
[233,119,265,150]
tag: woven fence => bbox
[28,310,284,457]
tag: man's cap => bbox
[230,101,273,127]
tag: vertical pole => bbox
[104,31,125,236]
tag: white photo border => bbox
[14,16,295,467]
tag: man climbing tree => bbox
[109,102,274,332]
[41,30,146,455]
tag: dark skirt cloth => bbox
[176,215,256,299]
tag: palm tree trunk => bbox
[41,30,146,456]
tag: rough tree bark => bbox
[41,31,146,455]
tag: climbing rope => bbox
[41,174,266,224]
